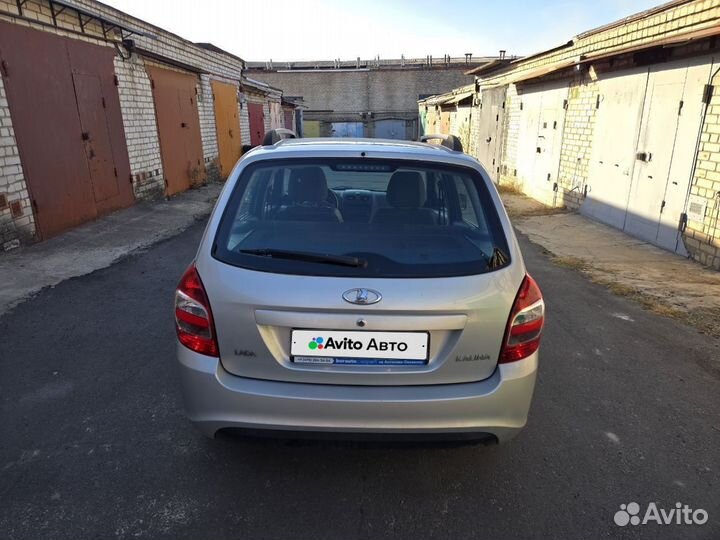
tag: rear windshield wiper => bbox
[475,246,509,270]
[239,248,368,268]
[487,247,509,269]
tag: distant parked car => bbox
[175,131,544,443]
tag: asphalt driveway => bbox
[1,222,718,540]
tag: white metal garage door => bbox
[627,56,715,254]
[582,67,649,230]
[515,80,569,206]
[582,56,715,255]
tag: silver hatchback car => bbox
[175,134,544,443]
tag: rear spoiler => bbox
[420,134,463,152]
[263,128,297,146]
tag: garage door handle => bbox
[181,122,187,128]
[229,129,234,138]
[486,136,492,143]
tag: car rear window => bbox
[212,158,510,278]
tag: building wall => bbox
[0,73,34,250]
[240,101,251,148]
[113,54,165,199]
[426,0,720,269]
[198,74,220,182]
[686,71,720,268]
[0,0,303,251]
[249,67,477,138]
[499,84,521,186]
[555,76,599,209]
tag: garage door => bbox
[424,107,438,135]
[211,80,241,179]
[515,80,569,206]
[475,86,506,182]
[331,122,364,137]
[375,119,405,139]
[0,21,134,240]
[147,66,205,195]
[450,105,472,155]
[624,56,715,254]
[283,109,294,130]
[582,57,714,255]
[303,120,320,138]
[439,110,451,134]
[248,102,265,146]
[582,68,649,229]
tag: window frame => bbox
[211,157,511,278]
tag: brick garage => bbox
[421,0,720,269]
[0,0,297,250]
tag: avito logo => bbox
[307,336,408,352]
[614,502,708,527]
[307,337,325,350]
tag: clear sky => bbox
[102,0,662,61]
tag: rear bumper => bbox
[177,345,538,444]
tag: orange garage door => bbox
[211,80,242,178]
[147,66,206,195]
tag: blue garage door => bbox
[375,119,406,140]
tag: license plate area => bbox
[290,329,430,366]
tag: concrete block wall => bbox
[251,68,476,127]
[113,54,165,200]
[0,74,34,250]
[555,75,599,210]
[685,76,720,269]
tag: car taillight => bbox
[500,274,544,363]
[175,263,218,357]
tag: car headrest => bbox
[289,167,328,203]
[386,171,426,208]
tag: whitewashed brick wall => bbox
[0,74,35,250]
[239,98,249,148]
[113,54,165,199]
[499,84,520,185]
[556,76,599,209]
[263,103,271,132]
[239,98,251,147]
[198,74,220,181]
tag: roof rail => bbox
[420,133,463,152]
[262,128,297,146]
